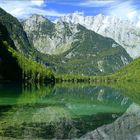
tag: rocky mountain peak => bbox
[22,14,54,34]
[59,12,140,59]
[29,14,46,23]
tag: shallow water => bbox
[0,83,139,139]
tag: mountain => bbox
[0,8,54,82]
[55,24,132,75]
[22,15,132,76]
[59,12,140,59]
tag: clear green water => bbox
[0,83,138,139]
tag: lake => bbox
[0,82,140,139]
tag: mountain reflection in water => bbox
[0,83,139,139]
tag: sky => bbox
[0,0,140,22]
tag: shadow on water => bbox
[0,82,139,139]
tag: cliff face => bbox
[0,7,32,82]
[0,8,31,54]
[0,23,22,82]
[22,15,78,55]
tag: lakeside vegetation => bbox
[2,41,54,83]
[1,38,140,84]
[55,56,140,83]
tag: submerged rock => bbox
[81,103,140,140]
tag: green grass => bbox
[112,57,140,81]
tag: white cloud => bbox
[78,0,140,24]
[1,0,140,24]
[108,1,140,22]
[31,0,44,6]
[79,0,114,7]
[59,0,114,7]
[127,11,138,21]
[0,0,65,19]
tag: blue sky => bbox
[0,0,140,21]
